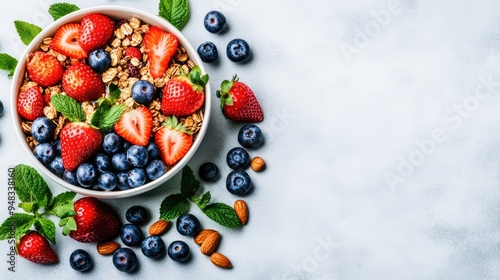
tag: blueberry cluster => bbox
[197,11,251,63]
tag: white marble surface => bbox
[1,0,500,279]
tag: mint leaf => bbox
[203,203,241,228]
[90,99,111,128]
[160,194,189,221]
[50,191,76,209]
[61,217,76,236]
[159,0,190,30]
[14,21,42,46]
[0,53,18,77]
[99,104,125,131]
[51,94,86,122]
[18,202,38,213]
[34,218,56,244]
[0,213,35,240]
[180,165,199,198]
[191,191,211,210]
[48,3,80,21]
[14,164,53,209]
[109,83,121,103]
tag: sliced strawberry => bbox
[60,122,103,171]
[125,46,142,60]
[114,106,153,146]
[27,51,64,87]
[49,23,88,60]
[62,63,106,102]
[78,13,115,52]
[144,26,178,79]
[17,85,44,121]
[17,231,58,264]
[154,116,193,166]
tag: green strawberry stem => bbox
[186,65,209,93]
[163,116,193,135]
[216,75,239,110]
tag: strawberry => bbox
[17,86,44,121]
[125,46,142,60]
[62,62,105,102]
[49,23,88,60]
[144,26,178,79]
[114,106,153,146]
[60,122,103,171]
[17,231,58,264]
[217,75,264,122]
[70,197,122,243]
[78,13,115,52]
[27,51,64,87]
[155,116,193,165]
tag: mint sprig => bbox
[14,21,42,46]
[90,85,126,131]
[159,0,190,31]
[51,94,86,122]
[48,3,80,21]
[0,53,18,77]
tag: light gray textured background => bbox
[0,0,500,279]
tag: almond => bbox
[210,252,232,269]
[250,156,265,171]
[200,231,220,255]
[97,241,120,255]
[148,219,169,236]
[234,200,249,225]
[194,229,217,245]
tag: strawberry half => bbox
[161,66,208,117]
[17,85,44,121]
[217,75,264,122]
[60,122,103,171]
[78,13,115,52]
[27,51,64,87]
[17,231,58,264]
[155,116,193,166]
[49,23,88,60]
[70,197,122,243]
[62,63,105,102]
[114,106,153,146]
[144,26,178,79]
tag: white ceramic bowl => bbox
[11,6,211,198]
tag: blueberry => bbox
[87,49,111,73]
[226,170,252,195]
[226,147,250,170]
[227,38,251,63]
[33,143,55,165]
[53,140,61,156]
[0,100,3,117]
[146,159,166,181]
[131,80,155,105]
[76,163,97,188]
[69,249,92,272]
[113,248,138,273]
[103,133,123,154]
[63,170,78,185]
[98,171,117,191]
[176,214,200,236]
[120,223,143,247]
[48,156,64,177]
[204,11,227,34]
[141,236,166,259]
[238,124,264,149]
[198,162,219,182]
[167,240,190,263]
[112,153,131,172]
[117,172,131,190]
[126,206,147,224]
[94,153,112,172]
[146,142,160,160]
[31,117,55,143]
[127,145,149,167]
[197,42,218,63]
[127,168,146,188]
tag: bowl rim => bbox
[10,5,211,199]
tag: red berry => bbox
[27,51,64,87]
[17,86,44,121]
[144,26,178,79]
[125,47,142,60]
[217,76,264,122]
[49,23,88,60]
[114,106,153,146]
[155,117,193,166]
[62,63,105,102]
[60,122,103,171]
[78,13,115,52]
[17,231,58,264]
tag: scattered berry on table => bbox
[69,249,92,272]
[176,213,200,236]
[127,145,149,168]
[48,156,64,177]
[63,170,78,186]
[33,142,55,165]
[87,49,111,73]
[103,133,123,154]
[113,248,138,273]
[60,122,103,171]
[114,106,153,146]
[120,224,143,247]
[95,153,112,172]
[141,236,166,259]
[98,171,118,191]
[197,41,218,63]
[146,159,167,180]
[217,75,264,122]
[155,117,193,166]
[238,124,264,149]
[226,170,252,195]
[31,117,55,143]
[127,168,147,188]
[112,153,131,172]
[144,26,178,79]
[17,85,44,121]
[79,13,115,52]
[27,51,64,87]
[226,147,250,170]
[204,11,227,34]
[17,231,58,264]
[62,62,106,102]
[49,23,88,60]
[76,163,97,188]
[131,80,156,105]
[167,240,190,262]
[126,206,147,224]
[198,162,219,182]
[226,38,251,63]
